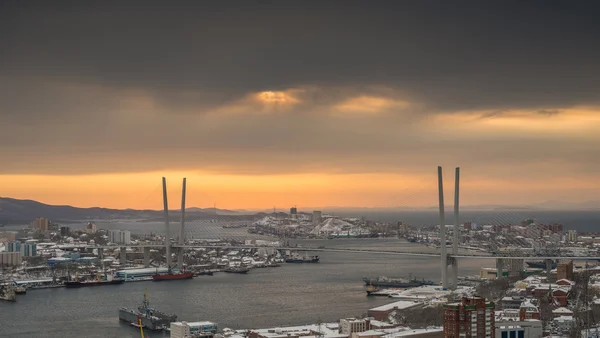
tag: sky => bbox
[1,1,599,210]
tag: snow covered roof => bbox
[556,279,575,286]
[553,307,573,314]
[369,300,422,312]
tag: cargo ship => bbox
[119,288,177,331]
[362,276,435,288]
[285,255,320,263]
[152,268,194,281]
[64,274,124,288]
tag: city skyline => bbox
[1,2,599,209]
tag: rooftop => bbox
[369,300,423,312]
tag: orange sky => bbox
[1,89,600,210]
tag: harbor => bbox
[0,240,492,337]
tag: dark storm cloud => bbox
[2,1,600,112]
[1,1,600,178]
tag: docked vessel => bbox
[119,288,177,331]
[366,285,402,297]
[362,276,435,288]
[65,278,125,288]
[14,285,26,294]
[64,273,124,288]
[152,268,194,281]
[285,255,320,263]
[224,266,250,274]
[195,270,214,276]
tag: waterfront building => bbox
[443,297,495,338]
[339,318,369,335]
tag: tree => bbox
[476,278,511,304]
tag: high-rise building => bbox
[290,207,297,220]
[0,252,22,267]
[557,261,574,281]
[108,230,131,244]
[567,230,577,243]
[443,297,495,338]
[60,226,71,236]
[86,222,97,233]
[1,231,17,241]
[31,217,50,232]
[312,211,322,227]
[20,243,37,257]
[7,241,21,253]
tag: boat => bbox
[195,270,214,276]
[152,268,194,281]
[119,287,177,331]
[65,278,125,288]
[65,272,124,288]
[362,276,435,288]
[366,285,402,297]
[526,261,557,269]
[285,255,320,263]
[124,276,154,282]
[14,285,26,294]
[223,266,250,274]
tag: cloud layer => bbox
[1,2,599,207]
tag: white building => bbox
[496,320,542,338]
[567,230,578,243]
[170,321,191,338]
[108,230,131,244]
[339,318,368,335]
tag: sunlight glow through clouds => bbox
[333,95,410,115]
[430,107,600,135]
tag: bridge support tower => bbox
[177,178,187,270]
[143,247,150,268]
[162,177,172,269]
[439,166,461,290]
[120,247,126,265]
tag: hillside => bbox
[0,197,242,224]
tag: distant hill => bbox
[0,197,244,224]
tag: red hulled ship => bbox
[152,268,194,281]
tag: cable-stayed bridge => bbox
[85,169,598,290]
